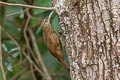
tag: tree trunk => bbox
[53,0,120,80]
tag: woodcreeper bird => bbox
[41,11,70,71]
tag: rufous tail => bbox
[59,58,70,72]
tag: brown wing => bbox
[43,25,63,58]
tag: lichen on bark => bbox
[53,0,120,80]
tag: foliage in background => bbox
[0,0,70,80]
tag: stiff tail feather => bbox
[59,58,70,72]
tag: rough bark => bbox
[53,0,120,80]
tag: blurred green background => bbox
[0,0,70,80]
